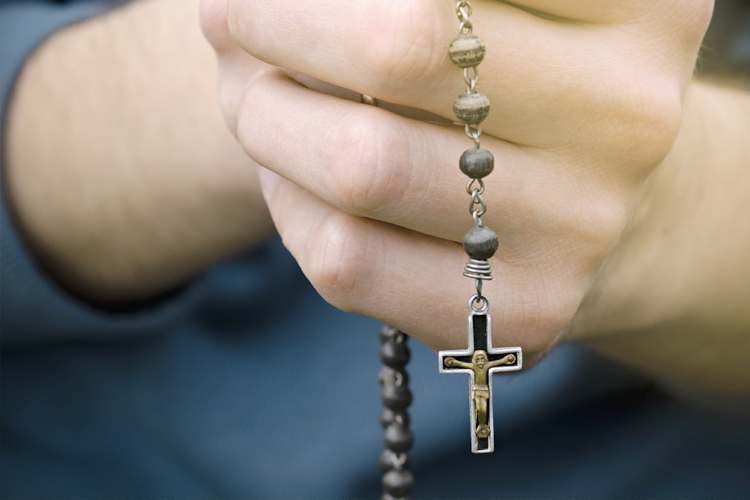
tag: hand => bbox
[4,0,275,303]
[201,0,711,361]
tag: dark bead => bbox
[378,324,399,343]
[380,408,410,428]
[379,366,409,387]
[384,423,414,453]
[380,341,410,368]
[379,449,411,471]
[382,384,413,411]
[448,34,486,68]
[460,148,494,178]
[378,366,393,387]
[453,91,490,124]
[383,470,415,498]
[462,226,499,260]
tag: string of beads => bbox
[378,325,414,500]
[450,0,499,311]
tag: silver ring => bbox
[468,294,490,313]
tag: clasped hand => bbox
[201,0,711,359]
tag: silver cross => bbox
[438,313,522,453]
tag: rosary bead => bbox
[382,470,415,498]
[378,324,400,343]
[382,384,413,411]
[380,408,410,428]
[384,423,414,453]
[460,148,494,178]
[379,449,411,471]
[380,341,410,368]
[379,366,409,387]
[453,91,490,124]
[463,226,499,260]
[448,34,486,68]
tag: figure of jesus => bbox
[444,351,516,439]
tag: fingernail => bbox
[260,167,281,198]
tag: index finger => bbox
[221,0,683,151]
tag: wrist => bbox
[3,0,273,304]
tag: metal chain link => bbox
[456,0,473,34]
[454,0,490,302]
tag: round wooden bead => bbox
[460,148,494,178]
[448,34,486,68]
[378,324,399,343]
[380,340,410,368]
[382,470,415,497]
[463,226,499,260]
[380,408,410,428]
[382,384,413,411]
[379,449,411,471]
[453,92,490,124]
[384,424,414,453]
[379,366,409,387]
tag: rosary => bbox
[368,2,523,498]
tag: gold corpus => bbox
[444,352,516,438]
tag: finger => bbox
[259,168,576,355]
[239,70,631,260]
[200,0,234,53]
[202,0,274,132]
[505,0,712,27]
[226,0,682,150]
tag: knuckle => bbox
[305,212,374,311]
[235,85,260,148]
[672,0,714,45]
[566,193,632,254]
[516,273,581,354]
[199,0,229,49]
[226,0,260,52]
[604,74,683,169]
[359,0,447,88]
[328,113,410,216]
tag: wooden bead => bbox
[384,424,414,453]
[381,384,413,411]
[378,324,400,343]
[380,408,410,428]
[382,470,414,497]
[453,92,490,124]
[463,226,499,260]
[379,449,411,471]
[448,34,486,68]
[380,340,410,368]
[460,148,494,178]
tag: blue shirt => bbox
[2,2,750,498]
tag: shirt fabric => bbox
[2,1,750,498]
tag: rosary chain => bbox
[451,0,494,302]
[378,325,414,500]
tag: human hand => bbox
[201,0,711,360]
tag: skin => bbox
[4,0,274,303]
[4,0,750,396]
[202,0,750,397]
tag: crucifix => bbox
[438,311,522,453]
